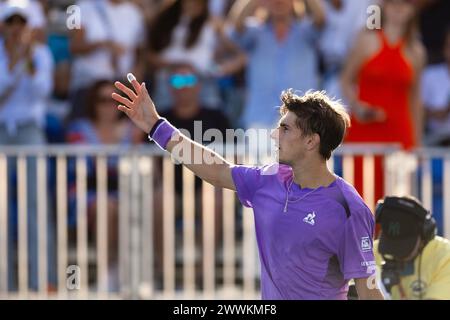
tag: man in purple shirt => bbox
[112,73,384,300]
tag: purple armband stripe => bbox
[148,118,180,150]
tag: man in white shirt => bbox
[0,0,47,38]
[422,27,450,146]
[0,1,56,291]
[69,0,145,119]
[0,2,53,139]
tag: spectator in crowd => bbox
[418,0,450,64]
[66,80,143,291]
[27,0,47,43]
[340,0,426,207]
[130,0,163,25]
[0,0,47,42]
[44,2,74,143]
[318,0,374,101]
[421,27,450,236]
[66,80,143,146]
[210,0,248,126]
[228,0,325,130]
[374,196,450,300]
[422,26,450,146]
[0,1,55,291]
[160,64,231,140]
[147,0,246,112]
[69,0,145,119]
[152,64,231,287]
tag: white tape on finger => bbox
[127,73,136,83]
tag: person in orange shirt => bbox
[340,0,426,206]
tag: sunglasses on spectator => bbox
[4,15,27,25]
[169,74,198,89]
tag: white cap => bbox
[0,0,30,23]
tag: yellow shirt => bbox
[374,236,450,300]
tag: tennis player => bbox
[112,73,384,300]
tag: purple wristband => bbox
[148,118,180,150]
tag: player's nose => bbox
[270,128,278,140]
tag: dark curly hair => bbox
[280,90,351,160]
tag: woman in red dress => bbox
[341,0,426,207]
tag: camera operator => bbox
[374,196,450,300]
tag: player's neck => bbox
[291,158,335,190]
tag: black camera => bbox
[380,259,403,294]
[376,196,437,295]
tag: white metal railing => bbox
[415,148,450,238]
[0,144,448,300]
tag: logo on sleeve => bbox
[361,237,372,252]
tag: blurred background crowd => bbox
[0,0,449,295]
[1,0,449,147]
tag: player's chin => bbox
[277,152,293,166]
[277,154,288,165]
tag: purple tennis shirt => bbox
[231,164,376,300]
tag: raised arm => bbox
[69,28,106,56]
[304,0,326,28]
[340,30,386,123]
[112,74,236,190]
[228,0,259,33]
[340,30,372,110]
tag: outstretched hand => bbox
[352,103,387,124]
[112,73,160,134]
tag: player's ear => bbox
[306,133,320,151]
